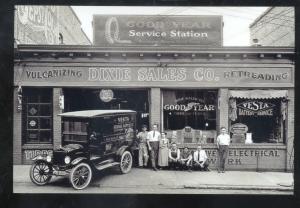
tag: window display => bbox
[229,98,286,143]
[163,90,217,144]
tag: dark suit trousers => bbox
[218,145,229,171]
[149,141,159,168]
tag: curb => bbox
[184,184,293,192]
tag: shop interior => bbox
[63,88,149,131]
[231,98,285,143]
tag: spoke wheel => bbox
[119,151,132,174]
[29,161,52,186]
[69,163,92,190]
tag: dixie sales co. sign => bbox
[92,15,223,46]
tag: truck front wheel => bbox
[119,151,132,174]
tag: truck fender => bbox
[71,157,88,166]
[116,146,130,159]
[32,155,48,162]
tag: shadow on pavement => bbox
[46,167,122,188]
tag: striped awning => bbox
[229,90,288,99]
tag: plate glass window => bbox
[163,90,217,144]
[22,88,53,144]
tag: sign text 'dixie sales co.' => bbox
[18,66,292,86]
[92,15,223,46]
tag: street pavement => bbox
[13,165,293,194]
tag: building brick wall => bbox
[250,7,294,46]
[13,87,22,165]
[14,6,60,44]
[53,88,62,149]
[286,89,294,171]
[14,6,91,45]
[58,7,91,45]
[150,88,161,131]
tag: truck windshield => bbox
[62,120,88,143]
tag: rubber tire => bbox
[29,161,52,186]
[119,151,133,174]
[69,163,92,190]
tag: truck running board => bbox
[95,162,119,171]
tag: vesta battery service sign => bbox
[237,100,276,116]
[93,15,223,46]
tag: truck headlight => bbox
[46,155,52,163]
[64,156,71,164]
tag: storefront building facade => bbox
[13,15,294,171]
[13,45,294,171]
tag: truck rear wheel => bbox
[69,163,92,190]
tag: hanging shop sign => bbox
[230,123,248,134]
[99,89,114,102]
[230,123,248,143]
[15,66,293,87]
[93,15,223,46]
[237,100,275,116]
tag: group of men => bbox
[136,124,230,173]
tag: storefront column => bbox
[13,87,22,165]
[286,89,294,172]
[218,88,229,134]
[149,88,162,131]
[53,88,63,149]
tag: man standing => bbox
[136,125,149,168]
[147,123,161,171]
[193,145,210,171]
[217,126,231,173]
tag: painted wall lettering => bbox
[15,66,293,87]
[24,149,53,160]
[89,67,131,81]
[137,67,186,81]
[224,70,289,81]
[15,6,59,44]
[25,69,82,79]
[204,149,281,166]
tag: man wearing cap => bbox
[147,123,161,171]
[136,125,149,168]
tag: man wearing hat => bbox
[136,124,149,167]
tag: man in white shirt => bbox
[193,145,210,171]
[216,126,231,173]
[147,123,161,171]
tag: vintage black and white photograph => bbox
[12,5,294,194]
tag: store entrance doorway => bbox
[63,88,149,131]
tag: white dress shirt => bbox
[217,133,231,145]
[147,130,161,142]
[193,150,207,162]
